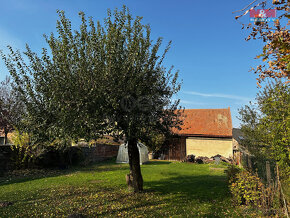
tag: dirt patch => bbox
[89,180,103,184]
[209,167,225,171]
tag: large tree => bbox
[1,6,182,192]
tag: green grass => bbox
[0,160,246,217]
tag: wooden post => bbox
[247,155,252,170]
[169,143,171,160]
[4,130,8,145]
[266,161,271,184]
[179,143,181,161]
[276,164,289,217]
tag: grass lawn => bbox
[0,160,246,217]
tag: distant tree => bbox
[0,76,23,144]
[235,0,289,85]
[143,132,166,154]
[1,6,182,192]
[239,80,289,178]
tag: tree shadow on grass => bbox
[85,166,233,217]
[0,160,237,217]
[145,174,230,202]
[143,160,172,165]
[0,159,172,187]
[0,158,127,187]
[143,174,234,217]
[98,174,234,217]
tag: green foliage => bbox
[241,154,277,184]
[10,130,31,168]
[0,6,182,145]
[239,81,290,179]
[11,130,30,148]
[230,170,264,206]
[33,145,84,169]
[10,131,83,169]
[0,6,182,191]
[143,132,166,153]
[225,164,242,184]
[230,169,282,215]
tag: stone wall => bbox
[80,144,119,163]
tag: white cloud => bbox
[183,91,251,102]
[0,28,23,50]
[180,100,207,106]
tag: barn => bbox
[163,108,233,161]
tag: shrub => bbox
[230,169,283,215]
[34,146,83,169]
[33,140,84,169]
[225,164,242,183]
[10,130,32,168]
[11,134,84,169]
[230,170,264,206]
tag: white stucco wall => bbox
[186,137,233,158]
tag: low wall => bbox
[0,144,120,175]
[80,144,119,163]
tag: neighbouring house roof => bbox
[174,108,233,138]
[232,128,246,151]
[232,128,244,142]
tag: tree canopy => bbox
[239,81,289,178]
[1,6,182,192]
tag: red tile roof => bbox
[174,108,232,138]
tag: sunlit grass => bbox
[0,159,245,217]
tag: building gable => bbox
[174,108,232,138]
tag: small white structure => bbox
[116,142,149,164]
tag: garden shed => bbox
[164,108,233,160]
[116,142,149,164]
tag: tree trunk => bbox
[127,137,143,192]
[4,130,8,145]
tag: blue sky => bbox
[0,0,264,127]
